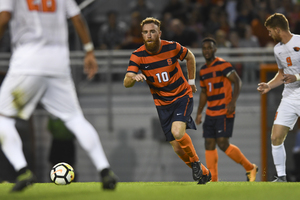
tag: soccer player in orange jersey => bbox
[195,37,258,182]
[124,17,210,184]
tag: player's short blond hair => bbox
[140,17,161,29]
[264,13,289,31]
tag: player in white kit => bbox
[0,0,117,191]
[257,13,300,182]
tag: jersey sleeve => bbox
[126,52,140,74]
[0,0,14,13]
[65,0,80,18]
[221,62,234,77]
[274,54,283,69]
[175,42,188,61]
[199,70,205,88]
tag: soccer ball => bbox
[50,162,75,185]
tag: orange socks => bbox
[225,144,253,171]
[176,133,209,176]
[177,153,210,175]
[177,153,192,168]
[176,133,199,163]
[205,149,218,181]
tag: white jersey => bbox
[0,0,80,76]
[274,34,300,100]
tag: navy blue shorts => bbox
[203,115,235,138]
[156,96,196,141]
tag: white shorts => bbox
[0,74,82,121]
[274,98,300,130]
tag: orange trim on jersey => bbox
[199,57,234,117]
[274,112,278,121]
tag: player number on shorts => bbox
[27,0,56,12]
[286,57,292,67]
[156,72,169,83]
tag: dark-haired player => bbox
[196,37,258,182]
[123,17,210,184]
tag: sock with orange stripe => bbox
[176,133,199,163]
[225,144,253,171]
[205,149,218,181]
[177,153,192,168]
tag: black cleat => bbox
[272,176,287,182]
[11,169,36,192]
[198,171,212,184]
[191,161,203,181]
[100,168,118,190]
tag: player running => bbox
[123,17,210,184]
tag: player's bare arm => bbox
[71,14,98,80]
[282,73,300,84]
[185,50,197,93]
[195,87,207,125]
[123,72,146,88]
[226,70,241,115]
[257,69,284,94]
[0,11,11,39]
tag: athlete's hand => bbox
[132,74,147,82]
[282,74,297,84]
[84,52,98,80]
[190,84,197,93]
[257,82,271,94]
[226,101,236,115]
[195,113,202,125]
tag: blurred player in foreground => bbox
[123,17,210,184]
[0,0,117,191]
[258,13,300,182]
[196,37,258,182]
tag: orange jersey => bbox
[127,40,193,106]
[199,57,234,117]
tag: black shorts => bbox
[156,95,196,142]
[203,115,235,138]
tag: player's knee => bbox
[218,143,228,152]
[171,124,185,139]
[204,139,216,150]
[216,137,229,151]
[62,113,85,126]
[217,142,229,152]
[171,132,181,140]
[271,134,284,145]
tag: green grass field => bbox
[1,182,300,200]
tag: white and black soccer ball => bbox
[50,162,75,185]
